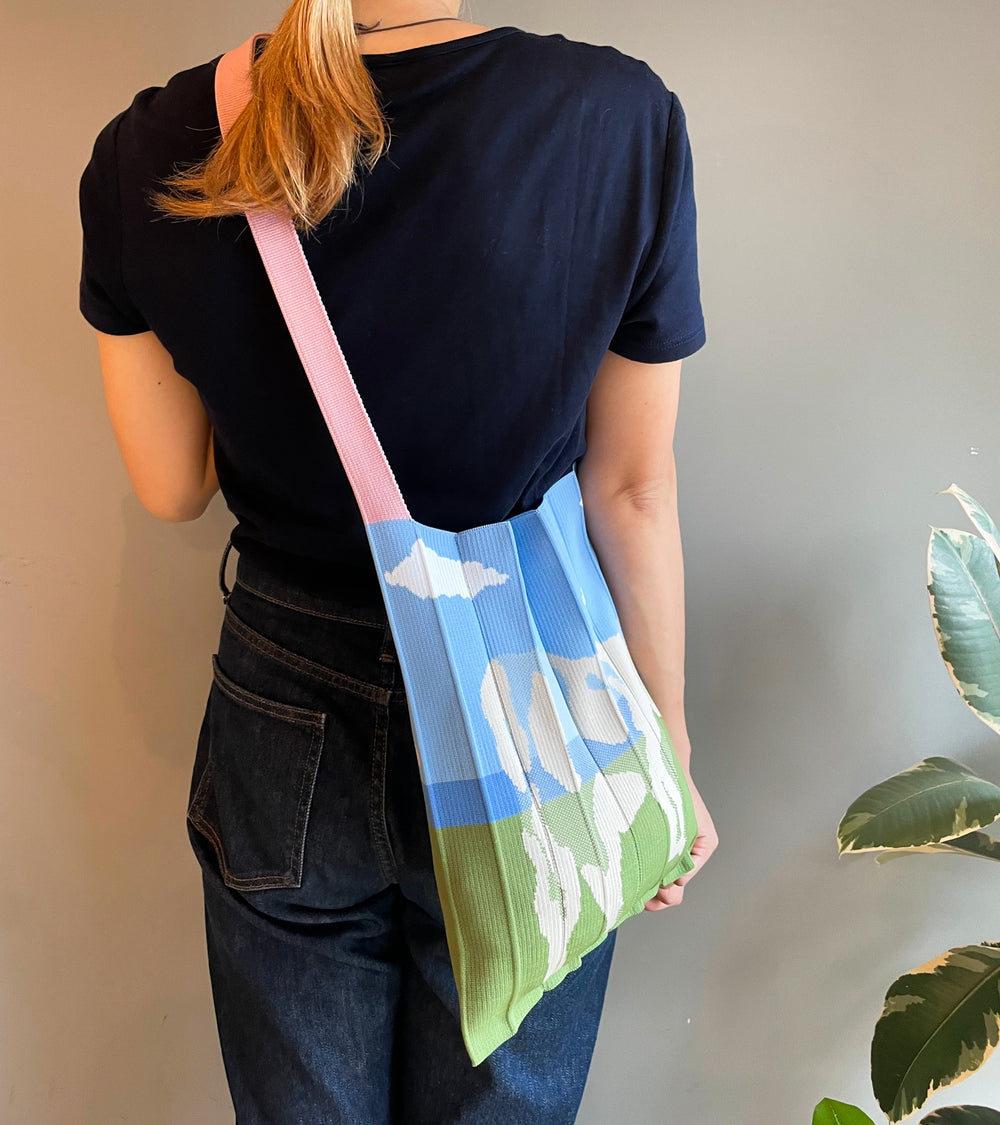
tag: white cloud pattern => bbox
[599,632,687,857]
[480,659,531,794]
[547,647,631,746]
[521,801,582,980]
[511,632,692,969]
[547,635,686,858]
[384,538,509,599]
[580,769,648,929]
[527,670,582,794]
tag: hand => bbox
[644,770,718,912]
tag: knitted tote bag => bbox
[215,32,699,1066]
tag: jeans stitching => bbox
[222,604,401,704]
[188,752,214,825]
[187,668,328,890]
[232,576,387,628]
[369,702,398,884]
[186,719,326,891]
[286,715,326,887]
[189,806,301,890]
[211,654,326,725]
[378,620,397,663]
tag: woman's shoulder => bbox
[86,29,678,175]
[85,53,222,177]
[503,27,677,105]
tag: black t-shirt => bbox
[78,25,706,599]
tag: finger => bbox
[671,853,705,887]
[654,883,684,907]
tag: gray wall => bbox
[2,0,999,1121]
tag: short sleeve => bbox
[608,89,705,363]
[78,111,150,336]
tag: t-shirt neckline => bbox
[360,25,522,66]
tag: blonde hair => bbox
[147,0,390,235]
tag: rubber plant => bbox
[812,486,1000,1125]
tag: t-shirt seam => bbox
[110,114,128,319]
[626,88,677,293]
[361,26,521,67]
[109,111,147,332]
[613,322,705,348]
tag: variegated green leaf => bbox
[921,1106,1000,1124]
[838,757,1000,853]
[813,1098,877,1124]
[872,942,1000,1122]
[928,527,1000,735]
[940,830,1000,862]
[873,829,1000,865]
[943,484,1000,566]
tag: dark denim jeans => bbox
[184,535,618,1124]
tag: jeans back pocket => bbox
[188,653,326,891]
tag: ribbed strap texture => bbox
[215,33,409,525]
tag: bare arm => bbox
[578,349,719,911]
[576,349,692,776]
[94,329,220,521]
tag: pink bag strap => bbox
[215,32,410,525]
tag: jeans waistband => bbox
[219,535,389,628]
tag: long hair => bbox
[147,0,391,235]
